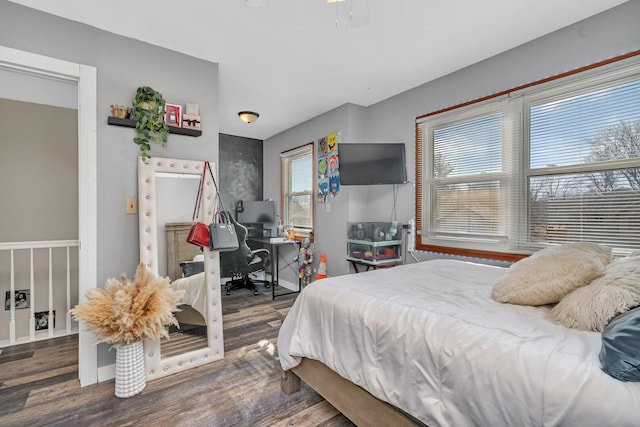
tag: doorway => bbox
[0,46,97,386]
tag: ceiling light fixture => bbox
[238,111,260,124]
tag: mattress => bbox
[277,259,640,426]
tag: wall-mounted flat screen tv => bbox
[339,143,408,185]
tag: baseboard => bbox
[97,363,115,382]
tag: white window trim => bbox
[281,143,314,238]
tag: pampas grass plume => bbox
[70,263,185,346]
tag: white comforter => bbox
[171,272,206,317]
[277,259,640,426]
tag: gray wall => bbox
[264,0,640,276]
[0,1,219,367]
[0,99,78,241]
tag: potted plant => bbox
[131,86,170,160]
[70,263,184,398]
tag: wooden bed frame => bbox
[281,358,425,426]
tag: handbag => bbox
[205,161,240,252]
[186,163,210,248]
[210,211,239,252]
[187,222,210,248]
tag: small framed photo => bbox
[5,290,30,310]
[165,103,182,127]
[35,310,56,330]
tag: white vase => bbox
[115,341,146,398]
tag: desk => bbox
[248,237,300,299]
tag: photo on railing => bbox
[35,310,55,330]
[4,290,30,310]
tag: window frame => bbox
[415,50,640,261]
[280,142,315,241]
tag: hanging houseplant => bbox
[131,86,169,160]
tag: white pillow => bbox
[552,256,640,331]
[193,254,205,262]
[491,242,612,306]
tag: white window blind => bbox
[281,144,314,237]
[418,59,640,257]
[524,76,640,252]
[421,101,519,251]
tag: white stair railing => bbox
[0,240,79,347]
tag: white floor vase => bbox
[115,341,146,398]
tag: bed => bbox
[277,258,640,426]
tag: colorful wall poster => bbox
[317,131,340,203]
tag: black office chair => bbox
[219,212,271,296]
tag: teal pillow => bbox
[599,306,640,381]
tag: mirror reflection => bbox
[156,174,208,358]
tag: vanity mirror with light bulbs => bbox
[138,156,224,380]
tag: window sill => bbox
[416,243,528,262]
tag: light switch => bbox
[126,198,138,214]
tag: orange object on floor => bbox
[316,253,327,280]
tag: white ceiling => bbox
[8,0,628,140]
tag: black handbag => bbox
[205,162,239,252]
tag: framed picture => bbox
[35,310,56,330]
[165,103,182,127]
[5,290,30,310]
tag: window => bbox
[417,57,640,259]
[281,143,314,239]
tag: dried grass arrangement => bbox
[71,263,184,346]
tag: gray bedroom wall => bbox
[0,1,219,368]
[264,0,640,274]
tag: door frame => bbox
[0,46,98,386]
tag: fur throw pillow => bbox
[491,242,612,306]
[552,256,640,331]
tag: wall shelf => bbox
[107,116,202,137]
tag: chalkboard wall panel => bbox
[219,133,263,217]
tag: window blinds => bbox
[417,59,640,256]
[524,77,640,252]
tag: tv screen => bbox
[339,143,408,185]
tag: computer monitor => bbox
[240,200,276,227]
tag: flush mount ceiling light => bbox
[238,111,260,124]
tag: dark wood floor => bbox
[0,286,355,427]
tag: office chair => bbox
[219,211,271,296]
